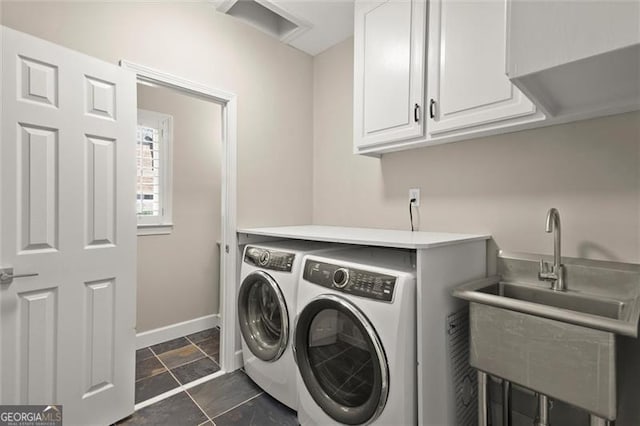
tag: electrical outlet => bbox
[409,188,420,207]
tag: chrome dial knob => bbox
[258,251,270,266]
[332,268,349,288]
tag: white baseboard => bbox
[136,314,220,349]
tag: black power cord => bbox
[409,198,416,231]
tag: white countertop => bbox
[237,225,490,249]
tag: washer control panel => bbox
[303,260,396,302]
[244,247,295,272]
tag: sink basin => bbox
[453,275,639,336]
[478,281,624,320]
[452,252,640,420]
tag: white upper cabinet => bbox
[507,1,640,120]
[352,0,638,156]
[353,0,427,151]
[426,0,541,138]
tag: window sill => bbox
[137,223,174,236]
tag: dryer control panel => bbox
[303,260,396,303]
[244,247,295,272]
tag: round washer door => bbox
[238,270,289,362]
[294,294,389,425]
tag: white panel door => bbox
[427,0,538,136]
[353,0,427,150]
[0,26,137,425]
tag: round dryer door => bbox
[238,270,289,362]
[294,294,389,425]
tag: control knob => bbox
[333,268,349,288]
[258,251,270,266]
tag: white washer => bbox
[293,247,417,426]
[238,240,341,411]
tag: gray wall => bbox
[312,37,640,425]
[313,38,640,264]
[137,84,221,332]
[1,1,314,229]
[1,1,315,332]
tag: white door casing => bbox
[353,0,427,150]
[0,26,137,425]
[427,0,539,136]
[118,60,240,374]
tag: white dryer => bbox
[238,240,341,411]
[293,247,417,426]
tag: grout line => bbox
[151,349,189,387]
[184,387,214,424]
[166,352,213,373]
[182,370,226,391]
[134,332,224,415]
[211,391,264,420]
[153,343,211,371]
[185,335,221,368]
[134,370,226,411]
[135,348,170,382]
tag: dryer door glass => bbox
[238,271,289,362]
[294,295,388,425]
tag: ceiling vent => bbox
[214,0,312,43]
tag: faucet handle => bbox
[538,259,555,282]
[539,259,550,273]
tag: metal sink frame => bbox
[453,251,640,421]
[454,252,640,337]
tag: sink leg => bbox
[534,394,550,426]
[589,415,610,426]
[478,371,489,426]
[503,380,512,426]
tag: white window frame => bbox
[136,108,173,235]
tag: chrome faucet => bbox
[538,208,565,291]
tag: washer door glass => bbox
[238,271,289,362]
[294,295,388,425]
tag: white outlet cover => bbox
[409,188,420,207]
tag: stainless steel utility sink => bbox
[477,280,625,320]
[454,275,640,337]
[453,252,640,421]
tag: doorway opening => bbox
[120,61,239,407]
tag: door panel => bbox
[19,287,57,403]
[1,26,137,425]
[19,124,59,252]
[363,1,412,134]
[354,0,427,149]
[83,278,116,397]
[19,56,59,107]
[427,0,538,136]
[85,135,116,247]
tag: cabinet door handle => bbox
[414,103,420,122]
[429,99,436,119]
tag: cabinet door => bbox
[353,0,427,150]
[427,0,538,137]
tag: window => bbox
[136,109,173,235]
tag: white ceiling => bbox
[274,1,355,56]
[214,0,355,56]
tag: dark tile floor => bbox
[118,370,299,426]
[134,327,221,404]
[117,327,299,425]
